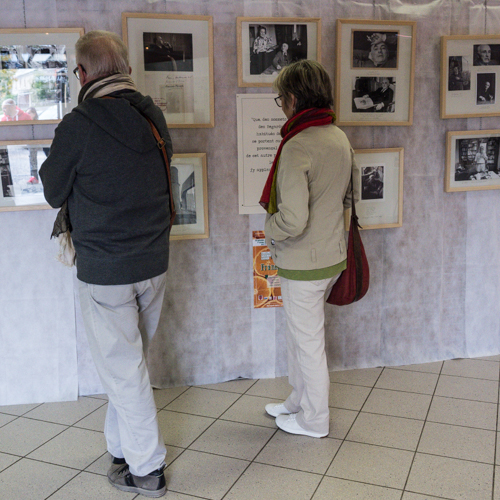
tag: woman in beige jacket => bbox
[262,60,360,438]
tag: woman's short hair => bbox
[273,60,334,113]
[75,30,129,79]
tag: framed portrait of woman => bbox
[335,19,416,126]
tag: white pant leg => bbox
[280,275,339,434]
[78,273,167,477]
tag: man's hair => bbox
[75,30,129,79]
[2,99,15,107]
[273,59,333,113]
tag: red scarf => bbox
[259,108,336,214]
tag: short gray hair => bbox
[75,30,129,79]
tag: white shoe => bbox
[265,403,291,418]
[276,413,328,438]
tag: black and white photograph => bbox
[352,76,395,113]
[249,24,307,75]
[473,43,500,66]
[143,32,193,72]
[171,163,197,225]
[477,73,495,105]
[448,56,471,91]
[454,137,500,181]
[352,30,398,68]
[361,165,384,200]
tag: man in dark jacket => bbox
[39,30,173,498]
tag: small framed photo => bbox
[445,130,500,192]
[122,13,214,128]
[441,35,500,118]
[336,19,416,126]
[346,148,404,229]
[170,153,209,240]
[237,17,321,87]
[0,28,83,126]
[0,139,52,211]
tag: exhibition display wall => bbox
[1,0,499,405]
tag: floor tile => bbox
[0,417,66,456]
[402,492,451,499]
[256,431,341,474]
[0,458,78,500]
[163,493,207,500]
[476,354,500,362]
[406,453,493,500]
[0,403,41,417]
[47,471,136,499]
[220,394,281,428]
[496,433,500,465]
[0,413,15,428]
[418,421,495,463]
[494,465,500,500]
[375,368,438,394]
[157,410,215,448]
[0,452,20,473]
[245,376,292,400]
[329,367,383,387]
[224,462,321,500]
[312,476,402,500]
[74,403,107,432]
[346,412,423,451]
[195,379,257,393]
[329,407,358,440]
[154,386,190,409]
[165,449,249,500]
[327,441,413,489]
[442,358,500,381]
[27,427,106,470]
[427,395,497,430]
[435,375,498,403]
[165,387,240,418]
[85,393,108,401]
[362,388,432,420]
[23,397,106,426]
[391,361,443,374]
[329,383,371,411]
[189,420,274,460]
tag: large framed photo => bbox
[335,20,416,126]
[237,17,321,87]
[170,153,209,240]
[0,140,52,211]
[441,35,500,119]
[0,28,83,126]
[122,13,214,128]
[346,148,404,229]
[445,130,500,192]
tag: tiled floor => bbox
[1,356,500,499]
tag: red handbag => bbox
[327,175,369,306]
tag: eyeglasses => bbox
[73,65,85,81]
[274,95,282,107]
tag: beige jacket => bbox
[265,124,359,271]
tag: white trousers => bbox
[280,274,339,435]
[78,273,167,477]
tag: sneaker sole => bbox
[276,420,328,438]
[108,477,167,498]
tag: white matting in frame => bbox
[170,153,209,240]
[335,19,416,126]
[123,13,214,128]
[445,130,500,192]
[441,35,500,119]
[0,140,52,211]
[348,148,404,229]
[237,17,321,88]
[0,28,83,126]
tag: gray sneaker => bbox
[108,463,167,498]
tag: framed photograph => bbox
[170,153,209,240]
[441,35,500,118]
[336,20,416,126]
[122,13,214,128]
[346,148,404,229]
[237,17,321,87]
[0,28,83,126]
[445,130,500,192]
[0,139,52,211]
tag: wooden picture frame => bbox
[445,130,500,192]
[237,17,321,87]
[335,19,416,126]
[170,153,209,240]
[0,139,52,211]
[0,28,83,126]
[345,148,404,229]
[122,13,214,128]
[441,35,500,119]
